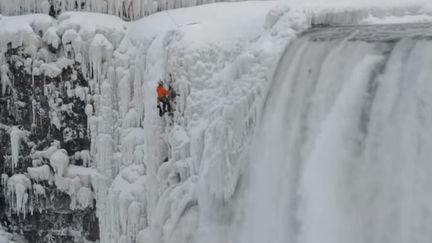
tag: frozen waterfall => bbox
[241,23,432,243]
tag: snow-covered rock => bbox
[50,149,70,177]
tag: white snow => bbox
[0,0,257,20]
[27,165,51,182]
[43,26,61,49]
[57,12,126,45]
[39,62,62,78]
[0,14,54,51]
[65,165,102,188]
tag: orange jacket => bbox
[157,85,168,98]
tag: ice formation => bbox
[27,165,51,182]
[5,174,31,217]
[10,127,28,173]
[3,143,102,216]
[2,0,432,242]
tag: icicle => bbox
[33,183,46,213]
[96,134,114,178]
[10,126,25,173]
[7,174,31,216]
[127,201,142,239]
[77,186,93,208]
[123,108,140,128]
[89,34,113,84]
[33,184,46,197]
[0,64,11,95]
[119,192,133,235]
[89,115,99,156]
[118,72,131,118]
[31,99,36,127]
[132,59,145,121]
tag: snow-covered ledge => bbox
[0,0,254,20]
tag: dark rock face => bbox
[0,43,99,242]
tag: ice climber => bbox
[167,85,177,111]
[157,80,170,116]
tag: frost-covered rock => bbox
[43,26,60,49]
[27,165,51,182]
[0,12,99,241]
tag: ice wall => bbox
[240,23,432,243]
[98,2,303,242]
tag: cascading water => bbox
[241,23,432,243]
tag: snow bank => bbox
[58,12,126,45]
[129,1,275,44]
[0,0,252,20]
[0,14,54,51]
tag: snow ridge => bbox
[0,0,250,20]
